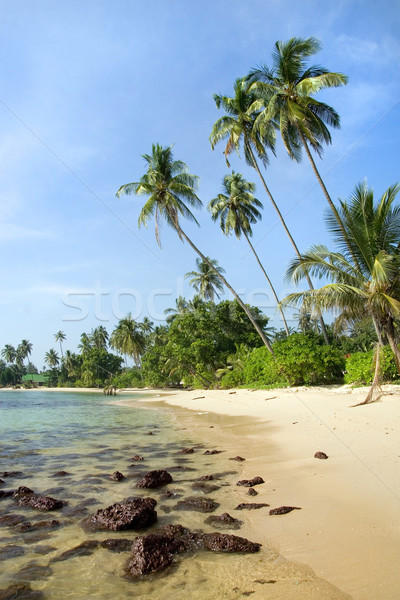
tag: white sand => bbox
[130,385,400,600]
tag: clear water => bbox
[0,390,351,599]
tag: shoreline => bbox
[129,384,400,600]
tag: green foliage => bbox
[111,368,145,389]
[344,347,399,384]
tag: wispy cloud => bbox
[0,223,54,242]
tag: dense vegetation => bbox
[1,37,399,398]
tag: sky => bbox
[0,0,399,368]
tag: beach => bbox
[127,384,400,600]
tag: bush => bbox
[344,347,399,384]
[111,368,145,389]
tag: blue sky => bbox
[0,0,399,367]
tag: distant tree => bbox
[1,344,17,364]
[185,257,225,301]
[54,331,66,358]
[44,349,60,369]
[110,314,146,366]
[16,340,33,368]
[90,326,109,350]
[78,333,92,355]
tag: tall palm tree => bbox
[210,77,329,343]
[164,296,191,324]
[248,37,349,250]
[209,171,289,334]
[45,348,60,369]
[78,333,92,355]
[185,257,225,301]
[54,331,66,358]
[90,326,109,350]
[110,314,146,366]
[282,181,400,377]
[1,344,16,364]
[16,340,32,368]
[116,143,273,353]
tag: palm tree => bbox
[45,349,60,369]
[282,181,400,387]
[164,296,191,324]
[90,326,109,350]
[110,314,146,366]
[209,171,289,334]
[210,77,329,343]
[1,344,16,364]
[54,331,66,358]
[185,257,225,301]
[248,37,349,247]
[16,340,33,369]
[116,143,273,353]
[140,317,154,336]
[78,333,92,355]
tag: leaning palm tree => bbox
[110,314,146,366]
[282,181,400,400]
[209,171,289,334]
[210,77,329,343]
[54,331,66,358]
[248,37,349,248]
[185,257,225,301]
[116,143,273,353]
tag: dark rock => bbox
[229,456,245,462]
[137,470,173,489]
[130,455,144,461]
[100,538,132,553]
[0,471,22,478]
[198,474,214,481]
[235,503,269,510]
[0,490,13,500]
[191,482,220,493]
[109,471,125,481]
[201,532,261,553]
[0,544,26,560]
[204,513,243,530]
[85,497,157,531]
[204,450,222,455]
[314,451,329,460]
[17,562,53,581]
[19,495,63,511]
[52,540,100,562]
[0,479,4,484]
[237,476,264,487]
[32,545,56,555]
[0,514,28,527]
[13,487,34,498]
[52,471,70,477]
[269,506,302,515]
[247,488,258,497]
[175,497,219,513]
[127,526,189,577]
[147,431,153,435]
[178,447,194,454]
[0,583,44,599]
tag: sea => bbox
[0,390,351,600]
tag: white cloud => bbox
[334,34,400,68]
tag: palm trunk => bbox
[384,318,400,374]
[242,230,290,336]
[297,127,363,274]
[177,226,274,354]
[372,315,385,346]
[245,142,330,344]
[355,342,382,406]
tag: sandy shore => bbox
[127,384,400,600]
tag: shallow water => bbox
[0,390,351,599]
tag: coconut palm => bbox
[1,344,16,364]
[248,37,349,245]
[210,77,329,343]
[16,340,33,368]
[282,181,400,389]
[116,143,273,353]
[54,331,66,358]
[164,296,191,324]
[110,314,146,366]
[209,171,289,334]
[90,326,109,350]
[45,348,60,369]
[78,333,92,355]
[185,257,225,301]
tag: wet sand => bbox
[126,384,400,600]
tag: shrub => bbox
[111,368,145,389]
[344,346,399,384]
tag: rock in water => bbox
[86,498,157,531]
[204,513,243,530]
[237,476,264,487]
[269,506,301,515]
[137,470,173,489]
[201,532,261,553]
[109,471,125,481]
[235,503,269,510]
[314,451,328,459]
[18,495,63,511]
[127,529,188,576]
[175,497,219,513]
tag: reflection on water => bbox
[0,391,351,599]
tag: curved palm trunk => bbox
[384,317,400,375]
[245,142,330,344]
[177,226,274,354]
[296,127,363,274]
[242,229,290,335]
